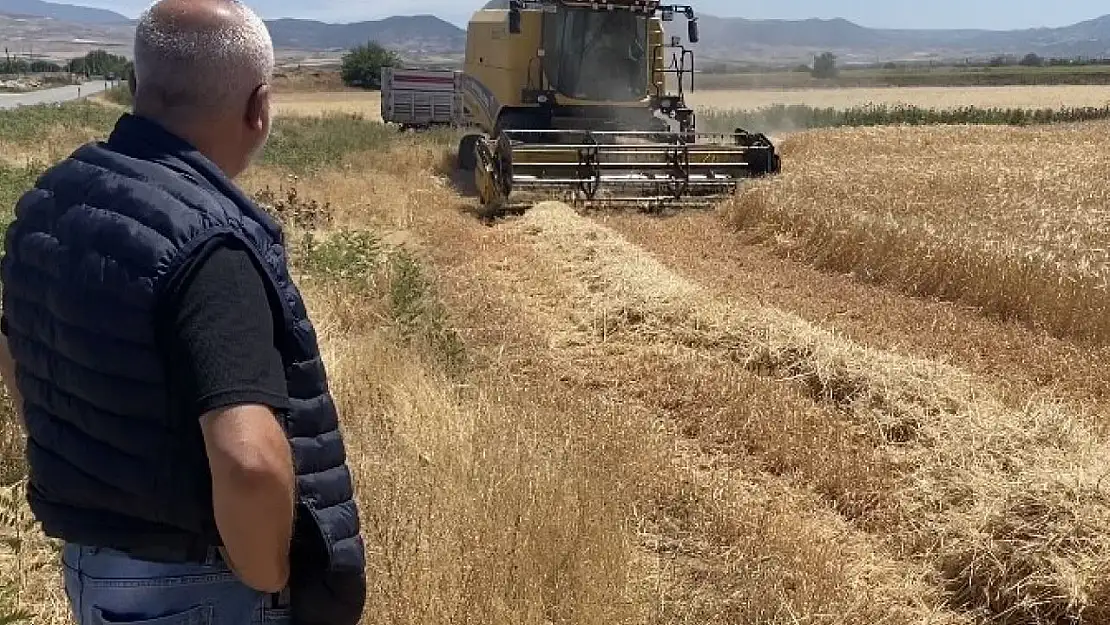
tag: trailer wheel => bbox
[457,134,481,171]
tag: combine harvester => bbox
[384,0,782,215]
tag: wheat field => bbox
[725,121,1110,345]
[1,86,1110,625]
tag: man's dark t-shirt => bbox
[159,238,290,418]
[0,239,289,418]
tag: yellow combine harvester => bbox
[455,0,781,214]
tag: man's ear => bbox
[245,83,270,131]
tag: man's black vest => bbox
[0,114,365,611]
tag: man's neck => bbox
[133,110,240,179]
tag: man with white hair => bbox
[0,1,366,624]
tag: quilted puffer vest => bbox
[0,114,365,584]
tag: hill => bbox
[679,14,1110,63]
[0,0,464,62]
[265,15,464,54]
[0,0,128,23]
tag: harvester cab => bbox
[457,0,781,215]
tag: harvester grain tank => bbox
[455,0,781,214]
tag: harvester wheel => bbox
[473,134,516,218]
[457,134,482,171]
[494,133,514,195]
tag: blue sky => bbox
[77,0,1108,31]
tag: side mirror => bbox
[508,7,521,34]
[687,17,699,44]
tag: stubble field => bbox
[1,82,1110,625]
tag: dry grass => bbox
[299,278,656,625]
[725,121,1110,345]
[687,85,1110,111]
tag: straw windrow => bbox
[512,200,1110,622]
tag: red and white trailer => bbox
[379,67,463,129]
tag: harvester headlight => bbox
[537,94,549,104]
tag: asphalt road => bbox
[0,80,112,110]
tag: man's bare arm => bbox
[200,403,295,593]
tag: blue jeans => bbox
[62,543,290,625]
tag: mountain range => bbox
[1,0,128,24]
[690,15,1110,62]
[3,0,1110,63]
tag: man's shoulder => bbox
[19,141,234,235]
[35,140,189,196]
[22,145,179,219]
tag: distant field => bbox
[274,91,382,120]
[696,65,1110,89]
[687,85,1110,111]
[281,85,1110,127]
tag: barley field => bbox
[2,85,1110,625]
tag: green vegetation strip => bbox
[259,114,398,172]
[0,102,119,144]
[0,166,45,232]
[699,103,1110,133]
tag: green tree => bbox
[811,52,838,79]
[1020,52,1044,67]
[340,41,400,89]
[29,60,61,73]
[66,49,129,77]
